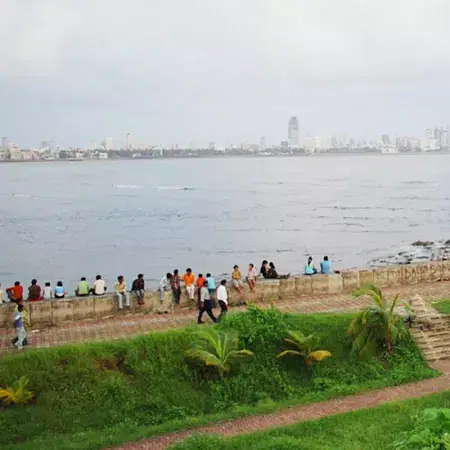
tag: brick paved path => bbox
[1,281,449,355]
[114,359,450,450]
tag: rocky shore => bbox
[369,239,450,267]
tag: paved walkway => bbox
[1,281,449,354]
[115,359,450,450]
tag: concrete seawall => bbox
[1,261,449,330]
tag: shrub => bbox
[349,284,407,357]
[277,331,331,367]
[393,408,450,449]
[185,328,253,376]
[0,376,34,406]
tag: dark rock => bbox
[412,240,434,247]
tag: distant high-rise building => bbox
[288,117,299,147]
[104,137,114,151]
[2,137,8,150]
[125,133,132,150]
[381,134,390,145]
[208,141,215,150]
[260,136,266,151]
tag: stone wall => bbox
[1,261,449,330]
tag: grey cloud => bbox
[1,0,450,147]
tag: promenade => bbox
[1,280,449,355]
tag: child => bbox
[43,282,53,300]
[13,304,27,350]
[206,273,216,306]
[54,281,66,299]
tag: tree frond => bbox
[307,350,332,362]
[277,350,304,358]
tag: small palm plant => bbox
[349,284,406,357]
[185,327,254,376]
[0,376,34,406]
[277,330,331,366]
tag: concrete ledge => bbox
[342,270,360,292]
[29,301,53,328]
[0,260,447,330]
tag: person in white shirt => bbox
[216,279,228,321]
[159,273,173,301]
[43,282,53,300]
[92,275,107,296]
[247,263,257,292]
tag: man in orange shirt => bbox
[6,281,24,303]
[196,273,206,304]
[182,268,196,301]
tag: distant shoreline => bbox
[1,151,450,163]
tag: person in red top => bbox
[28,279,42,301]
[196,273,206,305]
[6,281,23,303]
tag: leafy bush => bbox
[394,408,450,449]
[277,331,331,367]
[0,376,34,406]
[349,284,407,357]
[185,328,253,376]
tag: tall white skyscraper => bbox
[288,117,299,146]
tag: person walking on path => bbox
[132,274,145,305]
[114,276,130,310]
[13,304,27,350]
[216,279,228,321]
[171,269,182,305]
[198,280,217,324]
[6,281,23,303]
[75,277,91,297]
[182,268,196,303]
[247,263,257,292]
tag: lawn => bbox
[432,299,450,315]
[172,390,450,450]
[0,306,437,450]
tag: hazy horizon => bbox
[2,0,450,147]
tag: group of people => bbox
[2,257,337,349]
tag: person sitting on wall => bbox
[75,277,91,297]
[92,275,107,296]
[27,279,42,301]
[259,260,269,278]
[54,281,67,299]
[132,274,145,305]
[267,262,291,279]
[320,256,332,275]
[6,281,23,303]
[247,263,258,291]
[43,282,53,300]
[304,256,317,276]
[232,265,244,293]
[181,268,196,303]
[114,275,130,310]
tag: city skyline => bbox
[3,1,450,147]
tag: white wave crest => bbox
[113,184,144,189]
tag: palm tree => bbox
[277,330,331,366]
[349,284,406,356]
[185,328,253,376]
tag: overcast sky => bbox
[2,0,450,147]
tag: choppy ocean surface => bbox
[1,155,449,291]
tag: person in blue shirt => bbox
[54,281,66,299]
[304,257,317,275]
[320,256,332,275]
[206,273,216,304]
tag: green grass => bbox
[0,307,437,450]
[432,299,450,315]
[172,390,450,450]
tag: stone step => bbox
[412,330,450,339]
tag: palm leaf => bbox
[307,350,332,361]
[277,350,304,358]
